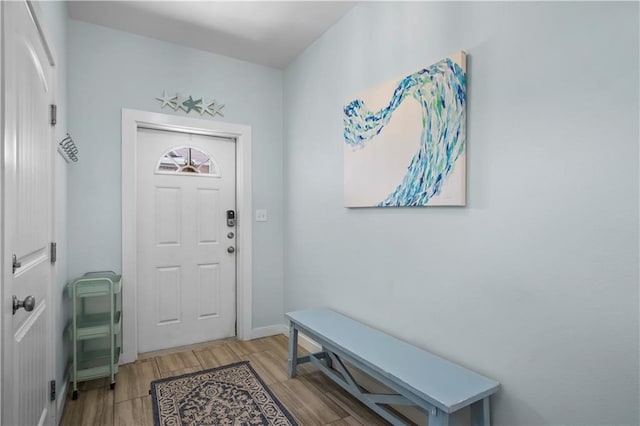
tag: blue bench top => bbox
[286,308,500,413]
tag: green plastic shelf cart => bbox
[66,271,122,400]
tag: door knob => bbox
[13,295,35,315]
[227,246,235,253]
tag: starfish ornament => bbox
[180,96,202,114]
[199,99,216,116]
[210,101,225,118]
[155,91,178,110]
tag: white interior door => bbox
[2,1,55,425]
[136,128,237,353]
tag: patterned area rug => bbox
[150,361,298,426]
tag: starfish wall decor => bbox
[155,91,225,118]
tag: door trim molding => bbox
[121,108,252,364]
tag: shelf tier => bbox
[67,274,122,297]
[67,311,121,340]
[73,348,121,382]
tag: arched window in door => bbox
[156,146,221,177]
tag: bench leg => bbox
[429,409,449,426]
[322,346,333,368]
[470,397,490,426]
[288,323,299,378]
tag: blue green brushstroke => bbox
[344,58,466,206]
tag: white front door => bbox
[2,1,55,425]
[136,128,237,353]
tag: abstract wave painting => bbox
[343,52,466,207]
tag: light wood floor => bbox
[60,334,389,425]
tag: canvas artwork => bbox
[343,51,467,207]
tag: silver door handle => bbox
[227,246,235,253]
[13,295,35,315]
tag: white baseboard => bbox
[56,380,68,425]
[250,324,288,339]
[250,324,322,354]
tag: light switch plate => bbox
[255,209,268,222]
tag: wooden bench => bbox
[286,309,500,426]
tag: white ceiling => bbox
[67,1,357,69]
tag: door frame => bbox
[1,1,58,423]
[121,108,252,364]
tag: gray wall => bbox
[37,1,69,418]
[283,2,639,425]
[67,20,284,328]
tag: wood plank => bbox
[298,370,345,395]
[115,396,154,426]
[264,333,293,358]
[326,416,364,426]
[194,343,242,369]
[246,350,290,385]
[114,358,160,403]
[324,389,390,426]
[270,378,349,425]
[137,336,234,360]
[154,350,200,375]
[77,377,108,391]
[159,365,203,379]
[61,386,114,426]
[226,337,272,356]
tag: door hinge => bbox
[12,254,21,274]
[50,242,57,264]
[50,104,57,126]
[50,380,56,401]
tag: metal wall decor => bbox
[155,91,225,118]
[58,133,78,163]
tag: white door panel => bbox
[137,128,236,353]
[2,1,55,424]
[197,188,220,244]
[197,264,220,318]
